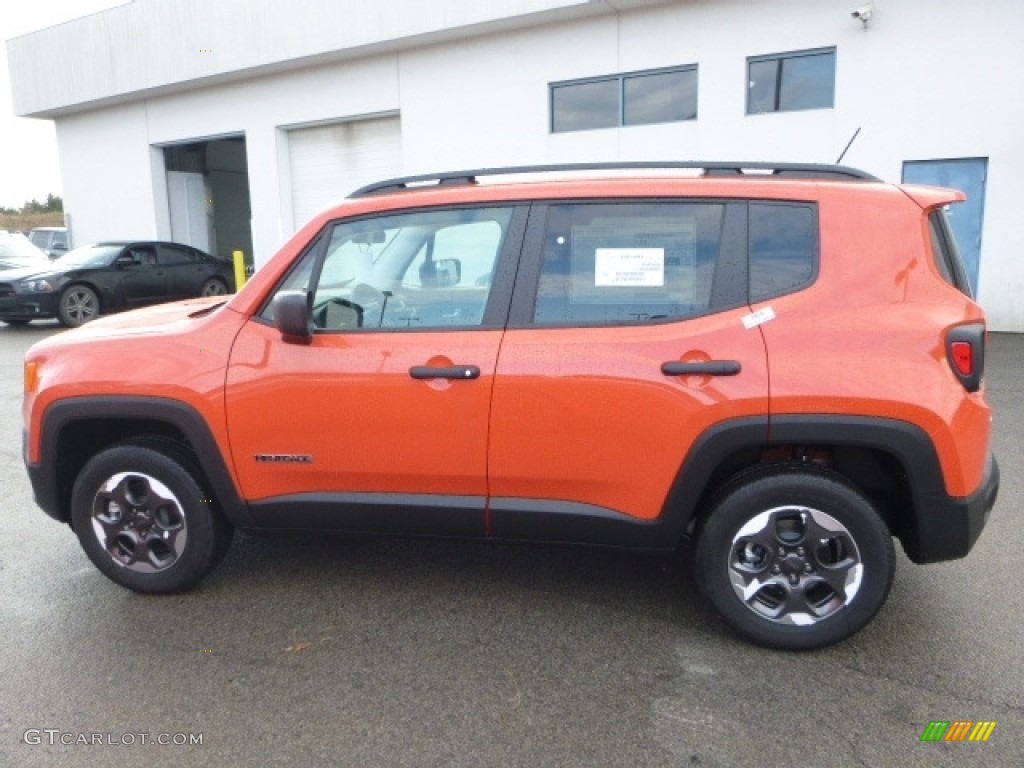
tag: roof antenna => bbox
[836,126,862,164]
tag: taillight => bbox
[945,323,986,392]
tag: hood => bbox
[62,296,233,340]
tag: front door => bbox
[120,245,168,304]
[224,204,524,536]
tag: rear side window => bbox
[532,202,724,325]
[749,202,817,301]
[928,209,973,297]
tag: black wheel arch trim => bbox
[26,396,254,528]
[27,405,995,563]
[762,415,998,563]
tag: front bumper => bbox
[0,292,59,320]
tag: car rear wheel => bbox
[70,439,234,593]
[695,467,895,650]
[201,278,229,297]
[58,285,100,327]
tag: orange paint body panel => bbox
[489,308,768,520]
[225,319,501,501]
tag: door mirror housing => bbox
[271,290,313,343]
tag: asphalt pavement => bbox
[0,321,1021,767]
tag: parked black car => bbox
[0,241,233,327]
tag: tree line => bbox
[0,193,63,216]
[0,194,64,232]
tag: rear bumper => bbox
[903,451,999,564]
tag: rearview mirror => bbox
[271,290,313,343]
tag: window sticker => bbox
[742,306,776,329]
[595,248,665,287]
[570,217,697,304]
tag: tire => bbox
[201,278,229,297]
[70,438,234,594]
[58,284,100,327]
[695,466,895,651]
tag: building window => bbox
[550,66,698,133]
[747,48,836,114]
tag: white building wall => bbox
[56,104,159,244]
[12,0,1024,329]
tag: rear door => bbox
[488,200,769,539]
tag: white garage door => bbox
[288,115,402,230]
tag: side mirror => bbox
[115,254,136,267]
[271,290,313,343]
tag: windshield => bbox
[0,232,48,263]
[54,244,123,269]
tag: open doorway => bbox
[163,136,253,273]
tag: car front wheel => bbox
[695,467,895,650]
[58,285,100,327]
[70,439,234,593]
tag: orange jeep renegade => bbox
[23,162,999,650]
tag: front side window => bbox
[747,48,836,114]
[551,65,698,133]
[532,202,724,325]
[267,207,514,331]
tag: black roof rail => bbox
[348,161,880,197]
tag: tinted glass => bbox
[158,246,196,265]
[779,52,835,110]
[533,202,724,325]
[749,203,817,301]
[748,50,835,114]
[928,210,972,297]
[623,68,698,125]
[307,207,513,330]
[551,79,619,132]
[747,58,780,114]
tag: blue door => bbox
[902,158,988,294]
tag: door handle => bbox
[409,365,481,380]
[661,360,741,376]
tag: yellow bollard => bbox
[232,250,247,291]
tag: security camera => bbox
[851,5,873,22]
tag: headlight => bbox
[16,278,56,293]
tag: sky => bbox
[0,1,130,209]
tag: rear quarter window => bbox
[748,202,818,302]
[928,208,973,297]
